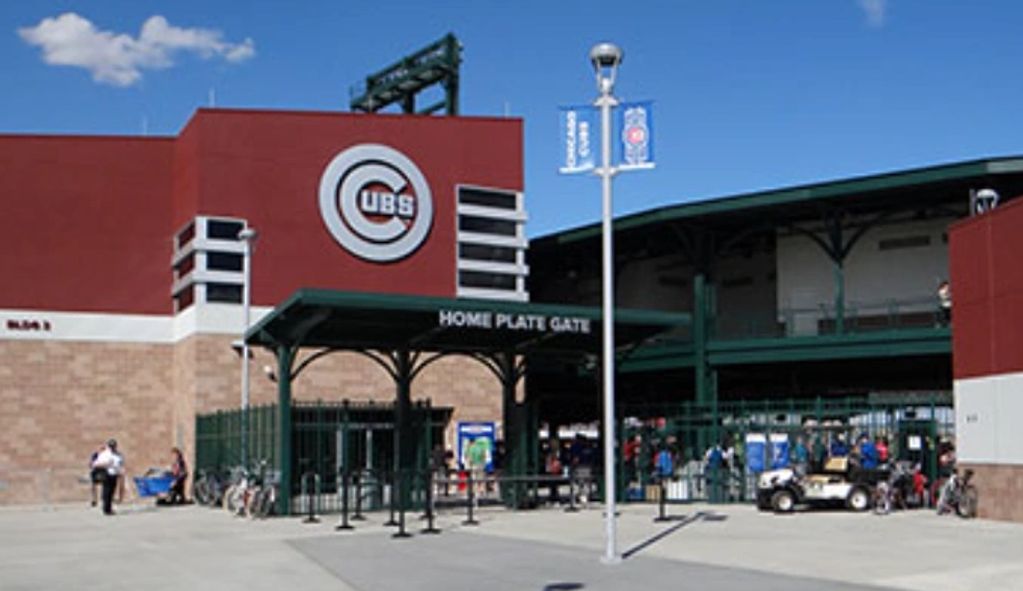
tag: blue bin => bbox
[134,476,174,497]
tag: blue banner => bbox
[615,101,655,170]
[558,105,597,174]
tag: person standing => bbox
[92,439,124,515]
[937,280,952,326]
[88,444,105,507]
[169,447,187,505]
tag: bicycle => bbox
[935,469,978,518]
[193,468,226,507]
[222,466,253,516]
[244,464,279,519]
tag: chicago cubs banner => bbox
[558,105,597,174]
[615,101,655,170]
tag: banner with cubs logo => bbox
[615,101,655,171]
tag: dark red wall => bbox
[179,109,523,306]
[950,196,1023,379]
[0,109,523,314]
[0,135,174,314]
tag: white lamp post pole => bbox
[590,42,623,565]
[238,227,258,468]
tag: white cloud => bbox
[858,0,887,28]
[18,12,255,86]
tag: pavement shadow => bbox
[542,583,584,590]
[622,511,727,560]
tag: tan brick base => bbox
[0,340,173,505]
[961,463,1023,522]
[1,335,505,505]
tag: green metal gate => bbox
[196,400,451,514]
[619,393,954,504]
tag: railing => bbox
[713,296,947,340]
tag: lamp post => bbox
[590,42,623,565]
[238,226,258,468]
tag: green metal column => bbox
[827,216,846,335]
[393,350,413,509]
[694,273,709,405]
[276,345,294,516]
[833,259,846,334]
[498,352,527,508]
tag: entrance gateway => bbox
[242,288,688,515]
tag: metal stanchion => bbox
[392,470,412,539]
[351,471,366,521]
[383,469,398,527]
[463,470,478,526]
[301,471,320,524]
[565,471,579,513]
[421,469,440,534]
[335,467,353,531]
[654,477,670,522]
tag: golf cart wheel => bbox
[847,487,870,511]
[771,489,796,513]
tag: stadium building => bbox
[1,106,1020,521]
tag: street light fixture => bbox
[590,41,623,565]
[238,226,258,467]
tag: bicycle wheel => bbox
[194,479,210,506]
[244,486,261,519]
[223,484,242,516]
[957,485,979,518]
[256,486,277,518]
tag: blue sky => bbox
[3,1,1022,237]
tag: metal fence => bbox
[620,392,955,504]
[195,400,450,514]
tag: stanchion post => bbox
[302,471,320,524]
[384,469,398,527]
[351,471,365,521]
[654,476,670,522]
[421,468,440,534]
[463,469,478,526]
[565,470,579,513]
[335,466,353,531]
[392,470,412,539]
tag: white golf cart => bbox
[756,456,874,513]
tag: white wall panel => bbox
[956,371,1023,465]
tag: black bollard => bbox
[421,469,440,534]
[654,477,671,522]
[565,471,579,513]
[383,470,398,527]
[302,471,320,524]
[462,469,478,526]
[335,468,353,531]
[351,471,366,521]
[392,470,412,539]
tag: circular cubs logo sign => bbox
[318,144,433,262]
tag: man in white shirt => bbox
[91,439,124,515]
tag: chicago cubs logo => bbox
[318,144,433,262]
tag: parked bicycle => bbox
[935,468,978,518]
[222,461,278,519]
[193,468,226,507]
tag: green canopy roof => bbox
[246,288,689,356]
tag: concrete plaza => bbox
[1,500,1021,590]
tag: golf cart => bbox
[757,456,878,513]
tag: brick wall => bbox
[0,340,173,505]
[0,334,506,506]
[962,463,1023,522]
[185,335,505,452]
